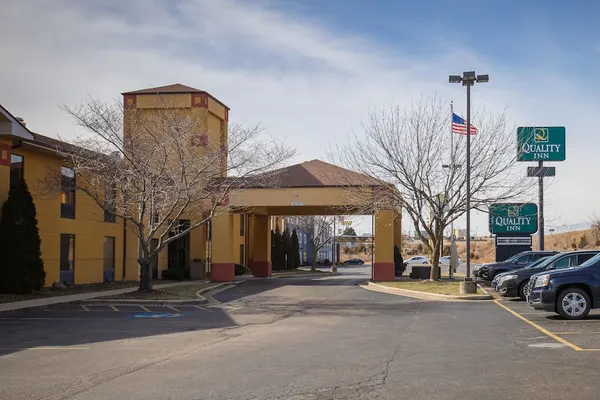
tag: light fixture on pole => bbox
[448,71,489,280]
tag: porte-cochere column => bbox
[249,214,272,278]
[373,210,396,281]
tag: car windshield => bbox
[575,253,600,269]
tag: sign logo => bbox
[489,203,538,234]
[517,126,566,162]
[534,128,549,143]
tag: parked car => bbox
[344,258,365,265]
[529,253,600,319]
[405,256,430,265]
[439,256,463,266]
[473,251,558,281]
[493,250,600,300]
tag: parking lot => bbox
[492,293,600,351]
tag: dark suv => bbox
[529,253,600,319]
[474,251,558,281]
[493,251,600,300]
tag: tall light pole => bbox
[449,71,489,280]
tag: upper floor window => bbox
[60,166,75,219]
[103,182,117,223]
[240,214,245,236]
[10,154,24,188]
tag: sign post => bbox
[517,127,566,250]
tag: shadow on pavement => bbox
[0,306,237,357]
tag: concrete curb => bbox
[273,272,341,279]
[361,282,493,301]
[0,280,232,312]
[81,298,208,305]
[86,281,240,305]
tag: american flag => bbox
[452,113,478,135]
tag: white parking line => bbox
[140,305,151,312]
[166,305,180,312]
[193,305,213,312]
[109,305,119,312]
[81,305,90,312]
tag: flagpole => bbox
[449,101,454,278]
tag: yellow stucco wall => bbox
[230,187,373,208]
[135,93,191,109]
[15,145,124,286]
[374,210,394,263]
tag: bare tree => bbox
[334,96,535,280]
[292,216,335,271]
[591,215,600,246]
[46,96,294,291]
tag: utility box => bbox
[190,259,208,280]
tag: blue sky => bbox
[0,0,598,235]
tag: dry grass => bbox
[101,281,215,300]
[0,282,140,304]
[378,280,483,296]
[401,228,600,265]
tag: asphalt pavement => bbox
[2,265,600,399]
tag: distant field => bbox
[402,228,599,264]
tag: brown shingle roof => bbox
[122,83,204,95]
[121,83,230,110]
[261,159,384,188]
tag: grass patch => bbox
[377,280,482,296]
[0,282,140,304]
[101,281,216,300]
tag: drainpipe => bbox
[122,219,127,281]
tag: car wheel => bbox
[557,288,591,320]
[518,280,529,301]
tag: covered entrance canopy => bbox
[210,160,402,282]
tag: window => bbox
[60,166,76,219]
[553,255,578,269]
[60,234,75,271]
[239,244,245,266]
[515,254,533,263]
[103,237,115,270]
[10,154,23,188]
[578,253,597,265]
[240,214,245,236]
[104,182,116,223]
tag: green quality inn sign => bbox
[489,203,538,234]
[517,127,566,162]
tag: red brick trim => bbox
[210,263,235,282]
[372,262,394,282]
[191,93,208,108]
[250,261,272,278]
[123,94,137,109]
[0,143,11,166]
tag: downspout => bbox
[122,219,127,281]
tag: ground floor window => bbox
[103,237,115,270]
[60,234,75,271]
[239,244,245,266]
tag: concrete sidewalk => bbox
[0,281,211,312]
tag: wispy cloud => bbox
[0,0,598,231]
